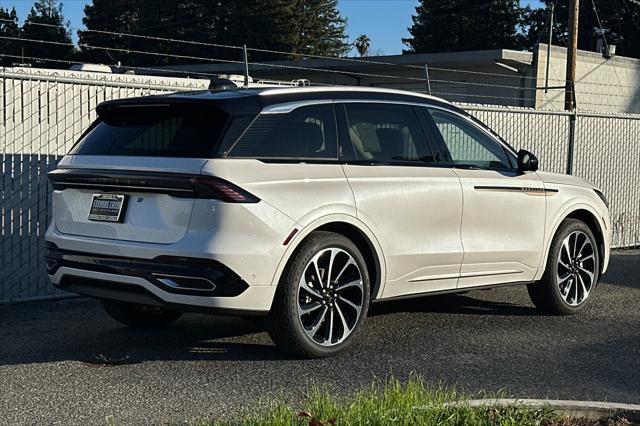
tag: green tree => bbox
[289,0,349,56]
[77,0,349,68]
[78,0,291,66]
[0,7,21,66]
[21,0,75,68]
[78,0,151,66]
[403,0,523,53]
[354,34,371,57]
[208,0,302,61]
[521,0,640,59]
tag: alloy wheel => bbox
[297,248,364,347]
[557,230,596,306]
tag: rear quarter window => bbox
[226,104,338,160]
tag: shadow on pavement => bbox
[369,293,538,317]
[0,289,538,366]
[0,250,636,367]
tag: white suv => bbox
[45,87,611,358]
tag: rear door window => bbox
[70,104,230,158]
[340,103,435,165]
[226,104,338,160]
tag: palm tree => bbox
[354,34,371,57]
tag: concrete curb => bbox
[461,399,640,421]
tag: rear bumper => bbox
[46,247,275,314]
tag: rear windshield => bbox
[70,104,232,158]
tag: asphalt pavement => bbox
[1,250,638,425]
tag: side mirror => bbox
[517,149,539,172]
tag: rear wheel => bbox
[101,300,182,327]
[528,219,600,315]
[267,231,370,358]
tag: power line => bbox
[0,54,534,105]
[591,0,609,52]
[3,31,640,94]
[0,17,545,82]
[4,36,640,98]
[535,0,560,45]
[0,53,217,79]
[0,17,421,69]
[0,53,335,87]
[3,53,640,113]
[0,35,437,84]
[0,35,248,65]
[0,37,531,93]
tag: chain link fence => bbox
[463,105,640,249]
[0,68,208,303]
[1,67,638,303]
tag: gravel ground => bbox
[0,251,638,425]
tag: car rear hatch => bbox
[49,96,258,244]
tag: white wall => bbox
[534,43,640,113]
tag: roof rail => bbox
[209,73,315,90]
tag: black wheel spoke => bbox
[297,247,363,346]
[557,230,595,307]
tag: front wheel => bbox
[101,299,183,327]
[528,219,600,315]
[267,231,370,358]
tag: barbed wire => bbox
[3,36,640,105]
[4,17,640,93]
[0,53,217,79]
[0,17,545,82]
[0,53,336,87]
[0,53,534,107]
[1,57,637,118]
[0,35,438,84]
[0,50,516,99]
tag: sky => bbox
[0,0,543,56]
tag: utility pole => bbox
[564,0,580,174]
[564,0,580,111]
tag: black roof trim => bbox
[96,91,262,116]
[95,87,460,116]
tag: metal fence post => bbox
[424,64,432,96]
[243,45,249,88]
[566,112,576,175]
[566,82,578,175]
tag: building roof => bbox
[149,48,535,78]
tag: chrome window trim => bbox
[258,98,518,160]
[261,99,334,114]
[257,86,451,104]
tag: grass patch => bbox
[204,375,560,426]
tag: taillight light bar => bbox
[48,169,260,203]
[190,176,260,203]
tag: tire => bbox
[528,219,600,315]
[101,299,183,327]
[267,231,370,358]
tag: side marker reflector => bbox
[283,228,299,246]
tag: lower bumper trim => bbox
[56,275,268,316]
[45,246,249,297]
